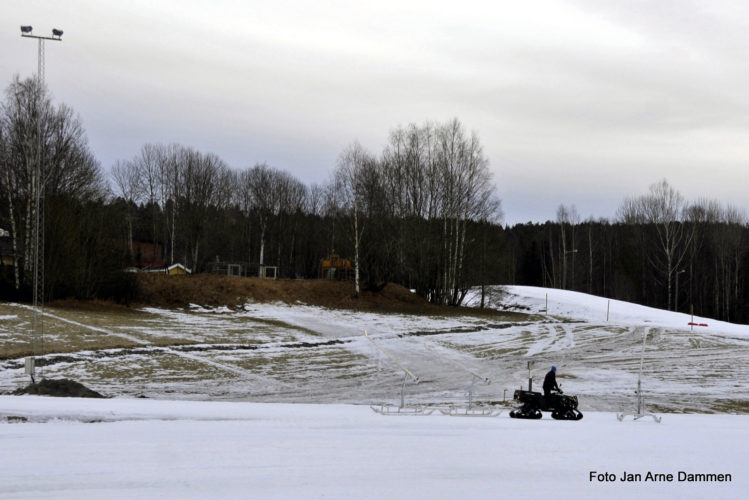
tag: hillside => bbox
[3,285,748,497]
[133,274,445,313]
[3,284,746,413]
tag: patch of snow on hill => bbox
[465,285,749,337]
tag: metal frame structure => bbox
[365,331,434,415]
[423,341,501,417]
[617,329,662,423]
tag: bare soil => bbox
[13,378,105,398]
[47,276,520,320]
[104,274,476,315]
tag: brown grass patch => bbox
[47,298,141,315]
[132,275,531,321]
[136,275,442,313]
[43,275,528,322]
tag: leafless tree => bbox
[159,144,183,265]
[1,77,48,282]
[710,205,745,320]
[275,171,307,268]
[434,119,497,304]
[179,149,228,269]
[334,141,374,298]
[0,123,21,288]
[132,143,163,262]
[307,183,325,217]
[378,119,499,304]
[683,198,722,311]
[241,163,279,267]
[619,179,694,310]
[556,204,580,289]
[111,159,141,257]
[556,205,568,288]
[1,76,104,289]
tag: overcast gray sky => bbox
[3,0,749,224]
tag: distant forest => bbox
[2,76,747,323]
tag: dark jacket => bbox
[543,370,560,394]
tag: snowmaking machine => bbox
[509,362,583,420]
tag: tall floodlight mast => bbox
[20,26,63,383]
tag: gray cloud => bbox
[3,0,748,224]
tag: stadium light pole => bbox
[20,25,63,383]
[21,26,63,85]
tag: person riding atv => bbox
[543,366,560,398]
[542,365,564,409]
[510,365,583,420]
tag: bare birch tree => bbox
[110,159,141,258]
[179,149,227,269]
[1,76,104,290]
[242,163,280,267]
[435,119,497,304]
[133,144,163,262]
[334,141,373,298]
[620,179,694,310]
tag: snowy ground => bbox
[1,397,746,499]
[2,286,749,498]
[2,286,748,413]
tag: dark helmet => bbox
[551,366,556,371]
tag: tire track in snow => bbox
[561,324,575,349]
[162,348,253,378]
[525,324,557,357]
[541,324,576,353]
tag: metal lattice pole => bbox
[38,37,45,83]
[21,26,62,383]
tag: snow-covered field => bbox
[3,286,748,412]
[1,397,745,499]
[1,286,748,498]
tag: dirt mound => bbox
[13,379,105,398]
[134,274,443,313]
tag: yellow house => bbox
[167,263,191,275]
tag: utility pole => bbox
[20,25,63,383]
[563,249,577,290]
[675,269,685,312]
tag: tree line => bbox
[503,185,748,323]
[108,118,500,305]
[1,76,747,322]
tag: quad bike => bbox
[509,388,583,421]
